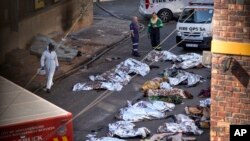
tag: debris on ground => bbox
[87,136,125,141]
[146,88,193,99]
[73,81,123,91]
[30,34,78,62]
[185,106,210,129]
[105,57,121,62]
[157,114,203,135]
[146,50,177,62]
[116,101,175,122]
[146,52,205,69]
[149,133,173,141]
[176,53,202,62]
[185,106,210,120]
[115,58,150,77]
[200,98,211,107]
[149,65,160,69]
[141,77,167,92]
[166,133,196,141]
[148,95,183,105]
[198,88,211,98]
[159,82,172,90]
[89,69,131,85]
[72,58,150,91]
[163,68,203,87]
[185,99,211,129]
[172,53,208,69]
[108,121,150,138]
[172,59,203,70]
[149,132,196,141]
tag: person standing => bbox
[41,43,59,93]
[130,16,140,57]
[148,12,163,51]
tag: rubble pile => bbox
[30,34,78,62]
[73,58,150,91]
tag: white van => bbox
[176,0,214,49]
[139,0,189,22]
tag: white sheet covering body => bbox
[116,101,175,122]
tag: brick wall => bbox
[213,0,250,42]
[211,0,250,141]
[211,54,250,141]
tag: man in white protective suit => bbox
[40,43,59,93]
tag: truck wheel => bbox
[158,9,173,22]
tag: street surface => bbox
[38,0,211,140]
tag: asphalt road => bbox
[38,0,211,140]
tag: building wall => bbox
[211,0,250,141]
[0,0,93,64]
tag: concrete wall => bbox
[0,0,93,64]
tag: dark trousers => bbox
[150,28,161,50]
[132,34,139,52]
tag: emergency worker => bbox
[148,12,163,51]
[130,16,140,57]
[41,43,59,93]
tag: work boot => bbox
[46,89,51,93]
[132,51,140,57]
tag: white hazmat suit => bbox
[41,50,59,90]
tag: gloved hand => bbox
[41,66,45,70]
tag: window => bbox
[179,8,214,23]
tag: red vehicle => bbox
[0,76,73,141]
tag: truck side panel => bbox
[0,113,73,141]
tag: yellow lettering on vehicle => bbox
[53,138,59,141]
[62,136,68,141]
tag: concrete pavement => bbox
[37,2,211,139]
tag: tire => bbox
[157,9,173,23]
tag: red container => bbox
[0,76,73,141]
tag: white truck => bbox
[176,0,214,49]
[139,0,190,22]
